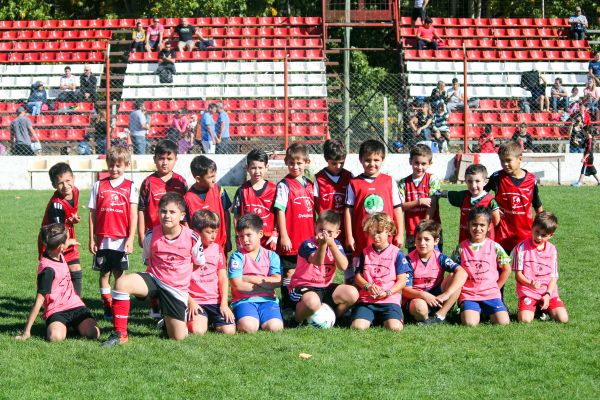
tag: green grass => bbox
[1,186,599,399]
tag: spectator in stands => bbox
[92,110,108,155]
[79,65,97,104]
[416,18,441,50]
[156,41,177,81]
[412,0,429,26]
[10,107,39,156]
[430,81,447,103]
[446,78,464,113]
[129,100,149,154]
[26,81,47,116]
[568,113,585,153]
[215,102,231,154]
[431,103,450,152]
[550,78,569,112]
[569,6,588,40]
[429,85,446,111]
[408,103,433,144]
[587,52,600,85]
[583,78,600,120]
[174,18,196,54]
[57,66,78,103]
[167,109,188,143]
[566,87,581,116]
[530,73,549,113]
[131,21,146,53]
[512,123,534,153]
[478,125,496,153]
[200,103,219,154]
[145,17,165,53]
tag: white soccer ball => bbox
[306,304,336,329]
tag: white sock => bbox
[436,313,445,321]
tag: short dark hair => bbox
[284,142,310,163]
[323,139,347,161]
[236,213,264,233]
[158,192,186,212]
[468,205,492,224]
[135,100,145,110]
[191,209,220,231]
[465,163,488,179]
[40,223,67,250]
[317,210,341,227]
[246,149,269,167]
[48,162,73,187]
[533,211,558,234]
[359,139,386,160]
[414,220,442,240]
[409,143,433,162]
[190,155,216,178]
[64,66,71,72]
[154,139,178,157]
[498,140,523,158]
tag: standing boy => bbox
[572,127,600,187]
[88,146,138,320]
[231,149,278,249]
[39,162,83,295]
[484,141,543,253]
[184,155,232,253]
[399,144,441,252]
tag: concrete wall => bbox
[0,153,586,190]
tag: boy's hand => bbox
[393,234,404,249]
[89,240,97,255]
[65,239,80,248]
[188,299,200,321]
[422,291,442,308]
[346,236,356,253]
[435,292,450,304]
[15,332,30,341]
[325,235,337,248]
[368,284,383,299]
[124,239,134,255]
[265,234,278,250]
[280,235,292,253]
[541,293,550,310]
[419,198,432,208]
[316,231,327,246]
[67,214,81,225]
[531,280,542,289]
[220,304,235,324]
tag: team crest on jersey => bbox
[293,196,314,213]
[363,194,384,214]
[503,192,529,210]
[368,263,390,279]
[246,203,271,219]
[230,260,241,270]
[322,192,345,210]
[525,261,551,277]
[109,192,126,207]
[523,297,532,305]
[470,260,491,276]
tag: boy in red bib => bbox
[399,144,441,251]
[274,143,315,313]
[38,162,83,295]
[512,211,568,323]
[441,164,500,244]
[88,146,138,320]
[17,224,99,342]
[103,193,206,346]
[184,155,232,253]
[231,149,278,249]
[484,141,543,253]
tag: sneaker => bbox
[421,316,446,325]
[102,331,128,347]
[539,313,550,321]
[571,182,582,187]
[103,305,113,321]
[149,308,162,319]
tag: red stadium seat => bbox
[258,27,274,36]
[308,99,327,109]
[309,113,328,122]
[273,113,285,123]
[500,113,516,123]
[290,113,309,123]
[291,99,309,109]
[0,130,10,141]
[255,99,274,109]
[274,27,290,36]
[242,27,258,36]
[308,125,327,137]
[449,113,464,124]
[273,99,286,109]
[517,113,532,123]
[255,126,273,136]
[256,113,273,123]
[222,100,238,110]
[236,126,254,137]
[273,125,286,136]
[290,125,309,136]
[533,113,549,123]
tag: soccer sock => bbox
[70,270,83,296]
[112,290,130,337]
[435,313,446,321]
[100,287,112,309]
[281,278,292,309]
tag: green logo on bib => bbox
[364,194,384,214]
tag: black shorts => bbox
[402,285,443,320]
[92,249,129,272]
[137,272,187,321]
[352,302,403,324]
[46,306,94,328]
[289,284,338,309]
[411,7,426,23]
[196,303,234,327]
[582,164,597,176]
[280,255,298,273]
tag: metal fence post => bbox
[383,96,389,144]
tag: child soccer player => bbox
[351,213,411,331]
[231,149,278,249]
[38,162,83,295]
[184,155,232,253]
[17,223,99,342]
[88,146,138,320]
[345,140,404,278]
[188,210,235,335]
[289,210,359,324]
[402,220,468,324]
[512,211,568,323]
[399,144,442,252]
[228,213,283,333]
[452,206,511,326]
[274,143,314,312]
[102,193,206,346]
[484,141,543,253]
[440,163,501,244]
[572,127,600,187]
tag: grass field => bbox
[1,186,599,399]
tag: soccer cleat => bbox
[421,316,446,325]
[571,182,581,187]
[103,305,113,321]
[102,331,128,347]
[149,308,162,319]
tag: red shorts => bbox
[518,295,565,312]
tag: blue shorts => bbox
[352,303,403,324]
[233,301,282,325]
[197,304,234,327]
[461,298,507,316]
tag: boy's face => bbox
[286,155,309,178]
[237,228,263,252]
[415,231,439,257]
[107,160,128,179]
[159,202,185,230]
[247,160,268,183]
[532,226,554,246]
[200,227,218,247]
[499,154,522,176]
[194,169,216,189]
[465,173,488,197]
[409,155,431,178]
[369,228,389,250]
[468,215,490,243]
[154,152,177,177]
[325,158,345,176]
[315,220,340,239]
[54,172,75,198]
[360,151,384,177]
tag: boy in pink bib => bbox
[512,211,568,323]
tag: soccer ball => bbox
[306,304,336,329]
